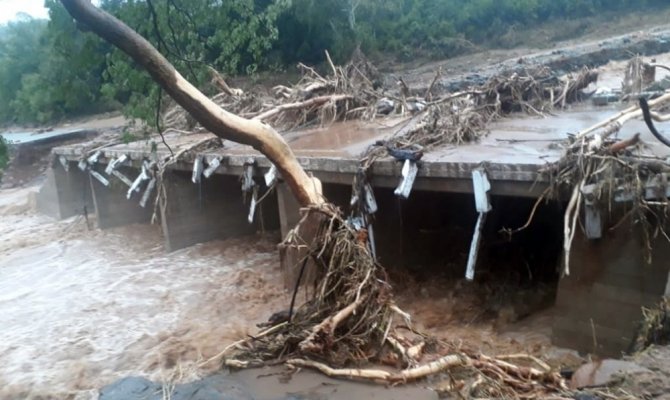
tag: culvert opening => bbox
[368,188,564,330]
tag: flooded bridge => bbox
[40,105,670,358]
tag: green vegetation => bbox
[0,136,9,181]
[0,0,668,126]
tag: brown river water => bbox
[0,184,581,399]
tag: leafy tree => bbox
[0,17,47,124]
[0,135,8,171]
[0,4,110,124]
[274,0,356,64]
[98,0,288,123]
[1,0,669,126]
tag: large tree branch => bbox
[60,0,321,207]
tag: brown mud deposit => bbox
[390,270,583,370]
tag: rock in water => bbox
[570,359,651,390]
[99,377,160,400]
[99,375,254,400]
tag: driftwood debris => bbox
[208,66,243,97]
[525,61,670,275]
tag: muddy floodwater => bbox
[0,184,581,399]
[0,185,289,399]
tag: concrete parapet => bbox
[37,162,94,220]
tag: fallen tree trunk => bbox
[252,94,353,122]
[59,0,321,207]
[287,355,466,383]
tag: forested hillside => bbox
[0,0,667,126]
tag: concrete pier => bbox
[160,171,277,252]
[553,218,670,356]
[36,162,94,220]
[90,165,153,229]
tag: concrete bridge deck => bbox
[52,106,670,198]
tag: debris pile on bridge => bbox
[547,90,670,275]
[161,50,597,147]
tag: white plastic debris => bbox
[364,183,378,214]
[347,217,365,230]
[59,155,69,172]
[139,177,156,208]
[465,169,492,281]
[87,150,102,165]
[105,154,128,175]
[394,159,419,199]
[127,164,150,199]
[241,159,256,192]
[203,157,221,178]
[264,164,277,187]
[472,169,492,213]
[247,186,258,224]
[77,159,88,171]
[89,170,110,186]
[192,156,204,184]
[104,158,117,175]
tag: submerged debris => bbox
[162,50,597,149]
[631,297,670,354]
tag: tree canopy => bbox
[0,0,667,126]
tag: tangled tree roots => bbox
[548,136,670,275]
[226,204,394,367]
[162,50,597,151]
[541,88,670,275]
[210,205,569,397]
[631,297,670,353]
